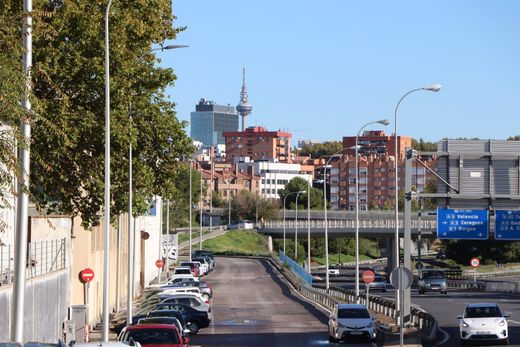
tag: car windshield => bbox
[174,269,191,275]
[464,306,502,318]
[122,328,180,344]
[338,308,370,319]
[422,271,444,279]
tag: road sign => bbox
[470,257,480,268]
[362,270,375,284]
[495,210,520,240]
[80,268,95,283]
[155,259,164,268]
[437,208,488,240]
[390,267,413,290]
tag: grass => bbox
[312,252,374,266]
[201,229,269,256]
[178,230,212,244]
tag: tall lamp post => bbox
[393,84,441,325]
[283,190,306,254]
[354,119,389,301]
[307,179,311,272]
[126,44,187,329]
[294,189,304,259]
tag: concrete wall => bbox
[0,270,69,342]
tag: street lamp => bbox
[127,44,188,329]
[294,189,306,259]
[189,160,192,261]
[393,84,441,328]
[307,178,311,273]
[283,190,306,254]
[354,119,389,301]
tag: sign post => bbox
[390,267,413,347]
[437,208,489,240]
[470,257,480,282]
[156,259,164,284]
[79,268,95,331]
[362,270,375,306]
[495,210,520,240]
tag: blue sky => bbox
[162,1,520,144]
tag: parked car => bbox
[136,317,190,338]
[118,324,188,347]
[328,304,377,343]
[192,251,215,267]
[418,269,447,294]
[457,303,509,345]
[157,287,202,298]
[192,258,209,275]
[179,262,200,277]
[147,306,210,334]
[156,297,211,315]
[165,280,213,300]
[169,267,196,282]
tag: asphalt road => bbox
[188,257,382,347]
[320,268,520,347]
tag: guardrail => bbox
[263,219,437,230]
[269,254,438,341]
[279,251,312,285]
[1,238,67,286]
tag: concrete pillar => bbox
[267,236,273,252]
[384,236,395,273]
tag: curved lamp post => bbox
[283,190,306,254]
[354,119,389,301]
[393,84,441,327]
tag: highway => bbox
[189,257,384,347]
[320,268,520,346]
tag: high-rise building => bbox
[223,126,292,163]
[342,130,412,159]
[190,98,239,146]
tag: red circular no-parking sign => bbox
[80,268,95,283]
[470,257,480,268]
[362,270,375,284]
[155,259,164,268]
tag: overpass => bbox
[258,210,437,238]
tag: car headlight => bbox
[499,319,506,327]
[462,320,469,328]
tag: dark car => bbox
[118,323,189,347]
[149,305,210,334]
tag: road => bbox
[319,267,520,347]
[189,257,382,347]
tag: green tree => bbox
[507,135,520,141]
[411,138,437,152]
[165,163,201,230]
[279,177,324,210]
[229,191,280,222]
[211,192,225,208]
[298,141,342,158]
[20,0,193,228]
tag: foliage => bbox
[279,177,324,210]
[18,0,193,228]
[164,163,201,230]
[211,192,225,208]
[202,230,269,256]
[411,138,437,152]
[445,239,520,265]
[229,190,280,223]
[298,141,342,158]
[507,135,520,141]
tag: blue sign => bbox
[495,210,520,240]
[437,208,489,240]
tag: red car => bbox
[118,324,189,347]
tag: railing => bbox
[278,250,312,285]
[263,219,437,230]
[1,238,67,286]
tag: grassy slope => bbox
[202,230,269,256]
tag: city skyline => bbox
[162,1,520,143]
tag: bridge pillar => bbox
[267,236,273,253]
[383,236,396,273]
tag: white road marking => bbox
[433,326,451,347]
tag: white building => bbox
[239,161,312,199]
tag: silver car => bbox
[418,269,447,294]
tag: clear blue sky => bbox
[162,1,520,144]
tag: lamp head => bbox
[162,44,189,51]
[424,84,442,92]
[299,190,307,194]
[377,119,390,126]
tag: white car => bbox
[328,268,340,277]
[158,286,202,297]
[458,303,509,345]
[328,304,377,343]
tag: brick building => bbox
[223,126,292,163]
[342,130,412,159]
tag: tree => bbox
[165,163,201,230]
[298,141,342,158]
[279,177,324,210]
[229,191,280,222]
[507,135,520,141]
[211,192,225,208]
[411,138,437,152]
[20,0,193,228]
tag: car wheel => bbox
[328,335,338,343]
[187,321,200,334]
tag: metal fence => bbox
[278,250,312,285]
[1,238,67,286]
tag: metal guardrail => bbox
[0,238,66,286]
[269,254,438,338]
[263,219,437,230]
